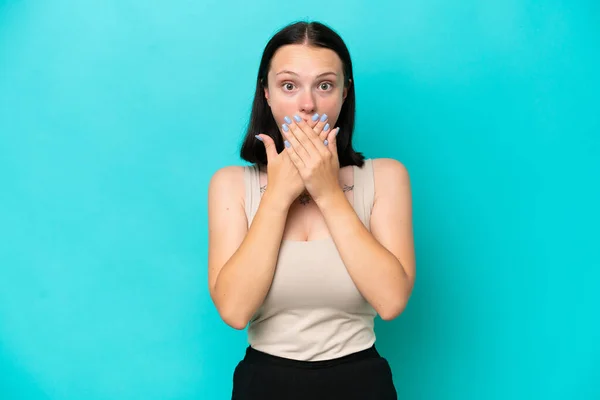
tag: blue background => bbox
[1,0,598,399]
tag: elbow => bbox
[378,295,410,321]
[211,285,250,330]
[218,305,249,330]
[379,305,406,321]
[379,274,415,321]
[224,317,248,331]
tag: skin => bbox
[207,44,416,329]
[264,44,348,140]
[261,44,346,204]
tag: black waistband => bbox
[242,345,381,369]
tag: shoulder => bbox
[208,165,247,203]
[209,165,246,184]
[369,158,411,200]
[370,158,410,183]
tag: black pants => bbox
[231,345,398,399]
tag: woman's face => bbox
[264,44,348,134]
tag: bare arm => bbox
[207,166,289,330]
[316,158,416,320]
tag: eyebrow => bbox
[275,70,338,78]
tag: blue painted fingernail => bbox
[255,135,263,141]
[323,123,330,131]
[284,140,291,148]
[294,115,302,122]
[284,116,292,124]
[335,128,340,136]
[282,124,289,132]
[324,139,329,146]
[320,114,328,122]
[312,113,319,121]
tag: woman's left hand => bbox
[281,114,341,205]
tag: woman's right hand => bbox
[255,134,305,210]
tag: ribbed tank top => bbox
[242,159,378,361]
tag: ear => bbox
[264,86,271,106]
[342,79,351,102]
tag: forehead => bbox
[269,44,343,75]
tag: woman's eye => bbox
[283,83,295,91]
[320,82,332,90]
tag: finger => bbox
[288,115,321,152]
[255,134,278,162]
[312,113,330,139]
[325,127,340,155]
[291,115,319,140]
[320,122,332,143]
[308,113,320,129]
[283,118,313,162]
[307,113,330,146]
[297,114,331,155]
[284,139,305,169]
[289,116,333,159]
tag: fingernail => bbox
[324,139,329,146]
[284,116,292,124]
[255,135,263,141]
[312,113,319,121]
[323,123,330,131]
[294,115,302,122]
[335,128,340,136]
[320,114,328,122]
[282,124,289,132]
[284,140,291,148]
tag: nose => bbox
[298,91,316,115]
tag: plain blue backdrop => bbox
[1,0,598,399]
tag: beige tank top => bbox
[243,159,378,361]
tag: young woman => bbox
[208,20,416,399]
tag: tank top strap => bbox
[243,164,262,228]
[352,158,375,231]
